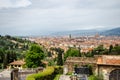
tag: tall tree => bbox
[109,45,113,53]
[50,47,64,66]
[25,44,45,68]
[56,48,64,66]
[93,45,105,55]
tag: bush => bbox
[54,66,63,74]
[26,66,63,80]
[88,75,103,80]
[66,72,72,75]
[53,74,61,80]
[26,67,54,80]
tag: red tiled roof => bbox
[106,59,120,65]
[97,55,120,66]
[10,60,25,65]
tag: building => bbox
[64,55,120,80]
[9,60,25,69]
[96,55,120,80]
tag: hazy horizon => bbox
[0,0,120,36]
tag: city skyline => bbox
[0,0,120,36]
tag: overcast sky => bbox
[0,0,120,36]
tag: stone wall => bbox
[64,55,120,80]
[64,57,97,73]
[97,65,120,80]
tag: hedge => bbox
[26,66,63,80]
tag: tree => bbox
[85,52,94,57]
[56,48,64,66]
[25,44,45,68]
[64,47,80,61]
[2,50,17,68]
[112,45,120,55]
[93,45,105,55]
[109,45,113,53]
[50,47,64,66]
[0,49,4,63]
[78,46,81,57]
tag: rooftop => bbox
[97,55,120,66]
[10,60,25,65]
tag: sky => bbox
[0,0,120,36]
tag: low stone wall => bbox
[64,55,120,80]
[64,57,97,73]
[11,69,19,80]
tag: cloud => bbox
[31,0,120,10]
[0,0,120,36]
[0,0,32,9]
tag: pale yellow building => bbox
[9,60,25,69]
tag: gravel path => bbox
[0,69,11,80]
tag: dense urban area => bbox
[0,34,120,80]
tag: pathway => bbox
[59,75,70,80]
[0,69,11,80]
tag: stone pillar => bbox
[11,68,19,80]
[64,65,68,74]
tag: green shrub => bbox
[26,67,54,80]
[66,72,72,75]
[54,66,63,74]
[88,75,103,80]
[53,74,61,80]
[26,66,63,80]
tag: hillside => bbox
[51,27,120,36]
[101,27,120,36]
[0,35,30,68]
[0,35,29,51]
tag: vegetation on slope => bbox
[0,35,30,69]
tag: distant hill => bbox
[51,29,102,36]
[51,27,120,36]
[0,35,30,52]
[101,27,120,36]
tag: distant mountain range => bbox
[51,27,120,36]
[101,27,120,36]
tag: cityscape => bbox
[0,0,120,80]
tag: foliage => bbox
[82,64,93,75]
[109,45,113,53]
[88,75,103,80]
[49,47,64,66]
[48,59,56,66]
[25,44,45,68]
[54,66,63,74]
[26,66,63,80]
[85,44,120,57]
[56,48,64,66]
[66,72,72,75]
[0,35,31,68]
[53,74,61,80]
[74,64,78,68]
[93,45,106,55]
[64,47,80,61]
[84,52,94,57]
[111,45,120,54]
